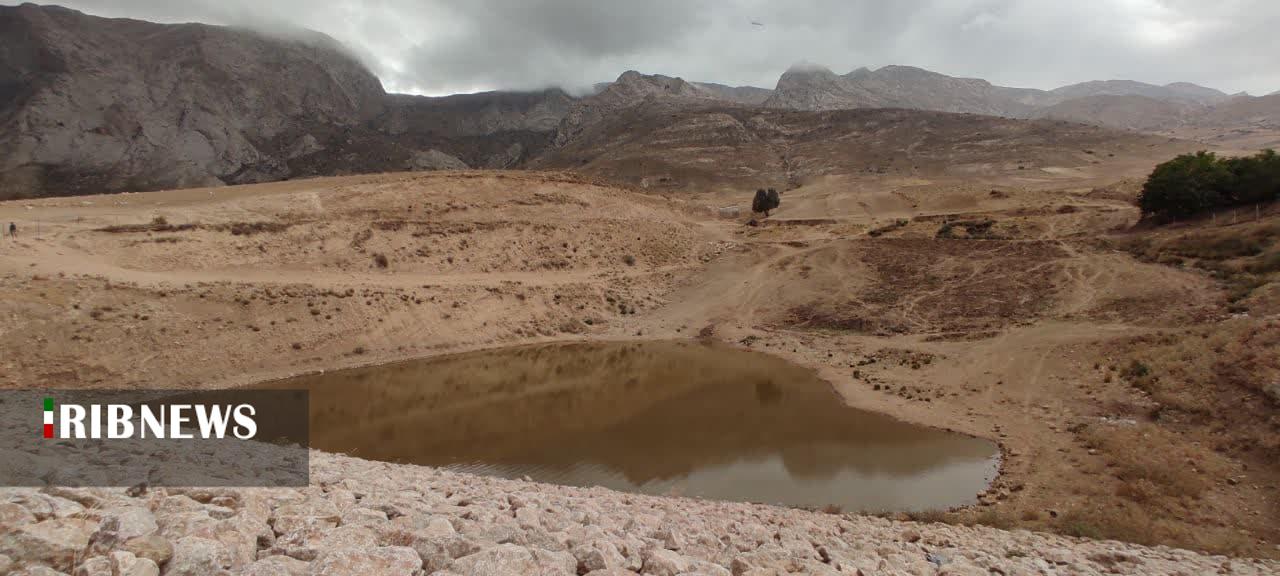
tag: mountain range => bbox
[1,3,1276,199]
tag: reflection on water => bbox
[260,340,999,511]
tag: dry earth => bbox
[1,163,1278,574]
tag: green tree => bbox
[1138,151,1232,219]
[1223,149,1280,205]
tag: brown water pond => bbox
[261,340,998,512]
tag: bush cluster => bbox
[1139,150,1280,219]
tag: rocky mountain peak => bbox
[553,71,719,146]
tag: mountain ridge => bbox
[1,4,1275,199]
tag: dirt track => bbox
[1,167,1276,560]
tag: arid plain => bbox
[2,129,1276,567]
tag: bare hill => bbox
[762,64,1048,116]
[535,102,1195,193]
[691,82,774,105]
[1049,79,1230,105]
[1196,93,1280,128]
[760,65,1264,137]
[1031,94,1201,132]
[553,71,727,147]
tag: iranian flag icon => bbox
[43,397,54,438]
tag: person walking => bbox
[7,222,14,239]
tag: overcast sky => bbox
[23,0,1280,96]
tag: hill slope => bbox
[535,101,1195,192]
[0,4,572,199]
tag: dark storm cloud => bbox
[24,0,1280,95]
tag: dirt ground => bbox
[1,165,1276,559]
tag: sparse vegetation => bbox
[867,219,908,237]
[1108,219,1279,306]
[936,218,999,239]
[216,221,292,236]
[98,215,195,233]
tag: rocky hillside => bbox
[0,4,571,199]
[764,64,1050,117]
[1048,79,1230,105]
[761,64,1272,135]
[1197,93,1280,129]
[690,82,773,105]
[2,4,1272,200]
[553,71,729,147]
[534,101,1193,192]
[1031,95,1201,132]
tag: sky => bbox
[20,0,1280,97]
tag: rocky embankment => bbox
[1,452,1276,576]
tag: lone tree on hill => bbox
[752,187,781,217]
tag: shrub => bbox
[1224,148,1280,205]
[1139,149,1280,219]
[373,253,389,268]
[1138,151,1231,218]
[752,187,781,216]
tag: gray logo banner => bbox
[0,389,309,487]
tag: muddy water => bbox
[264,340,998,512]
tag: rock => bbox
[0,517,98,570]
[514,507,542,530]
[122,534,173,566]
[0,502,37,526]
[15,566,72,576]
[641,549,690,576]
[423,516,456,539]
[167,536,231,576]
[338,508,386,527]
[238,554,309,576]
[270,502,341,536]
[572,539,628,573]
[311,525,377,559]
[900,529,921,543]
[308,546,421,576]
[448,543,575,576]
[41,488,102,509]
[382,514,478,572]
[938,562,989,576]
[408,149,469,171]
[72,556,113,576]
[110,551,159,576]
[652,526,685,551]
[0,554,11,574]
[1044,547,1073,565]
[11,494,84,521]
